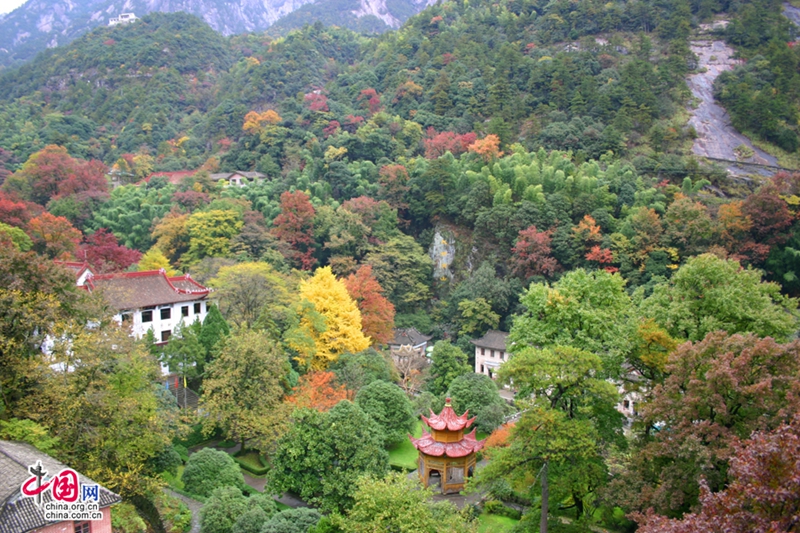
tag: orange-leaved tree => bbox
[343,265,395,345]
[286,372,351,411]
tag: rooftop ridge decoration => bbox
[419,397,477,431]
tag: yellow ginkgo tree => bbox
[289,266,370,370]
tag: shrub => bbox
[154,492,192,533]
[232,508,267,533]
[200,486,247,533]
[110,502,146,533]
[183,448,245,498]
[484,500,522,520]
[261,508,322,533]
[355,380,416,447]
[151,445,183,476]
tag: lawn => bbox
[387,421,423,471]
[161,465,185,491]
[477,513,519,533]
[236,451,266,472]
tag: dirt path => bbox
[687,40,778,170]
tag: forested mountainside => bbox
[1,0,800,531]
[0,0,428,70]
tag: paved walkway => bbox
[164,488,202,533]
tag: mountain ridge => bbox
[0,0,431,69]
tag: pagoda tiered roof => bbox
[420,398,476,431]
[410,427,485,458]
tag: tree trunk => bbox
[573,491,584,519]
[540,461,549,533]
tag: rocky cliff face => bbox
[0,0,432,69]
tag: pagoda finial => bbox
[445,397,452,407]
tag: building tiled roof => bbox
[0,441,120,533]
[88,270,210,310]
[390,328,432,347]
[421,398,476,431]
[410,428,484,458]
[470,330,509,351]
[168,274,208,292]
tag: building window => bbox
[623,400,630,409]
[480,365,485,373]
[121,312,132,323]
[74,522,91,533]
[141,310,153,323]
[481,348,485,356]
[194,302,201,314]
[181,306,189,317]
[160,307,171,320]
[161,330,171,342]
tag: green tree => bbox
[185,209,244,264]
[328,349,397,394]
[198,304,230,363]
[209,262,294,330]
[162,320,205,381]
[26,328,180,498]
[183,448,246,499]
[268,401,389,512]
[354,380,416,447]
[457,298,500,337]
[364,233,433,313]
[639,254,798,342]
[446,373,506,434]
[331,472,477,533]
[426,341,471,397]
[202,330,291,452]
[510,269,636,377]
[0,418,59,453]
[200,486,248,533]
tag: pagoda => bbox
[410,398,486,494]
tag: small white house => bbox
[471,330,511,379]
[109,13,138,26]
[209,171,265,188]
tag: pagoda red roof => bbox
[410,428,485,458]
[421,398,476,431]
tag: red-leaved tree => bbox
[343,264,395,345]
[422,128,477,159]
[0,191,41,227]
[3,145,107,206]
[79,228,142,273]
[635,415,800,533]
[615,332,800,516]
[271,190,317,270]
[511,225,559,278]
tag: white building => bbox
[86,270,212,343]
[209,171,265,187]
[109,13,138,26]
[471,330,511,379]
